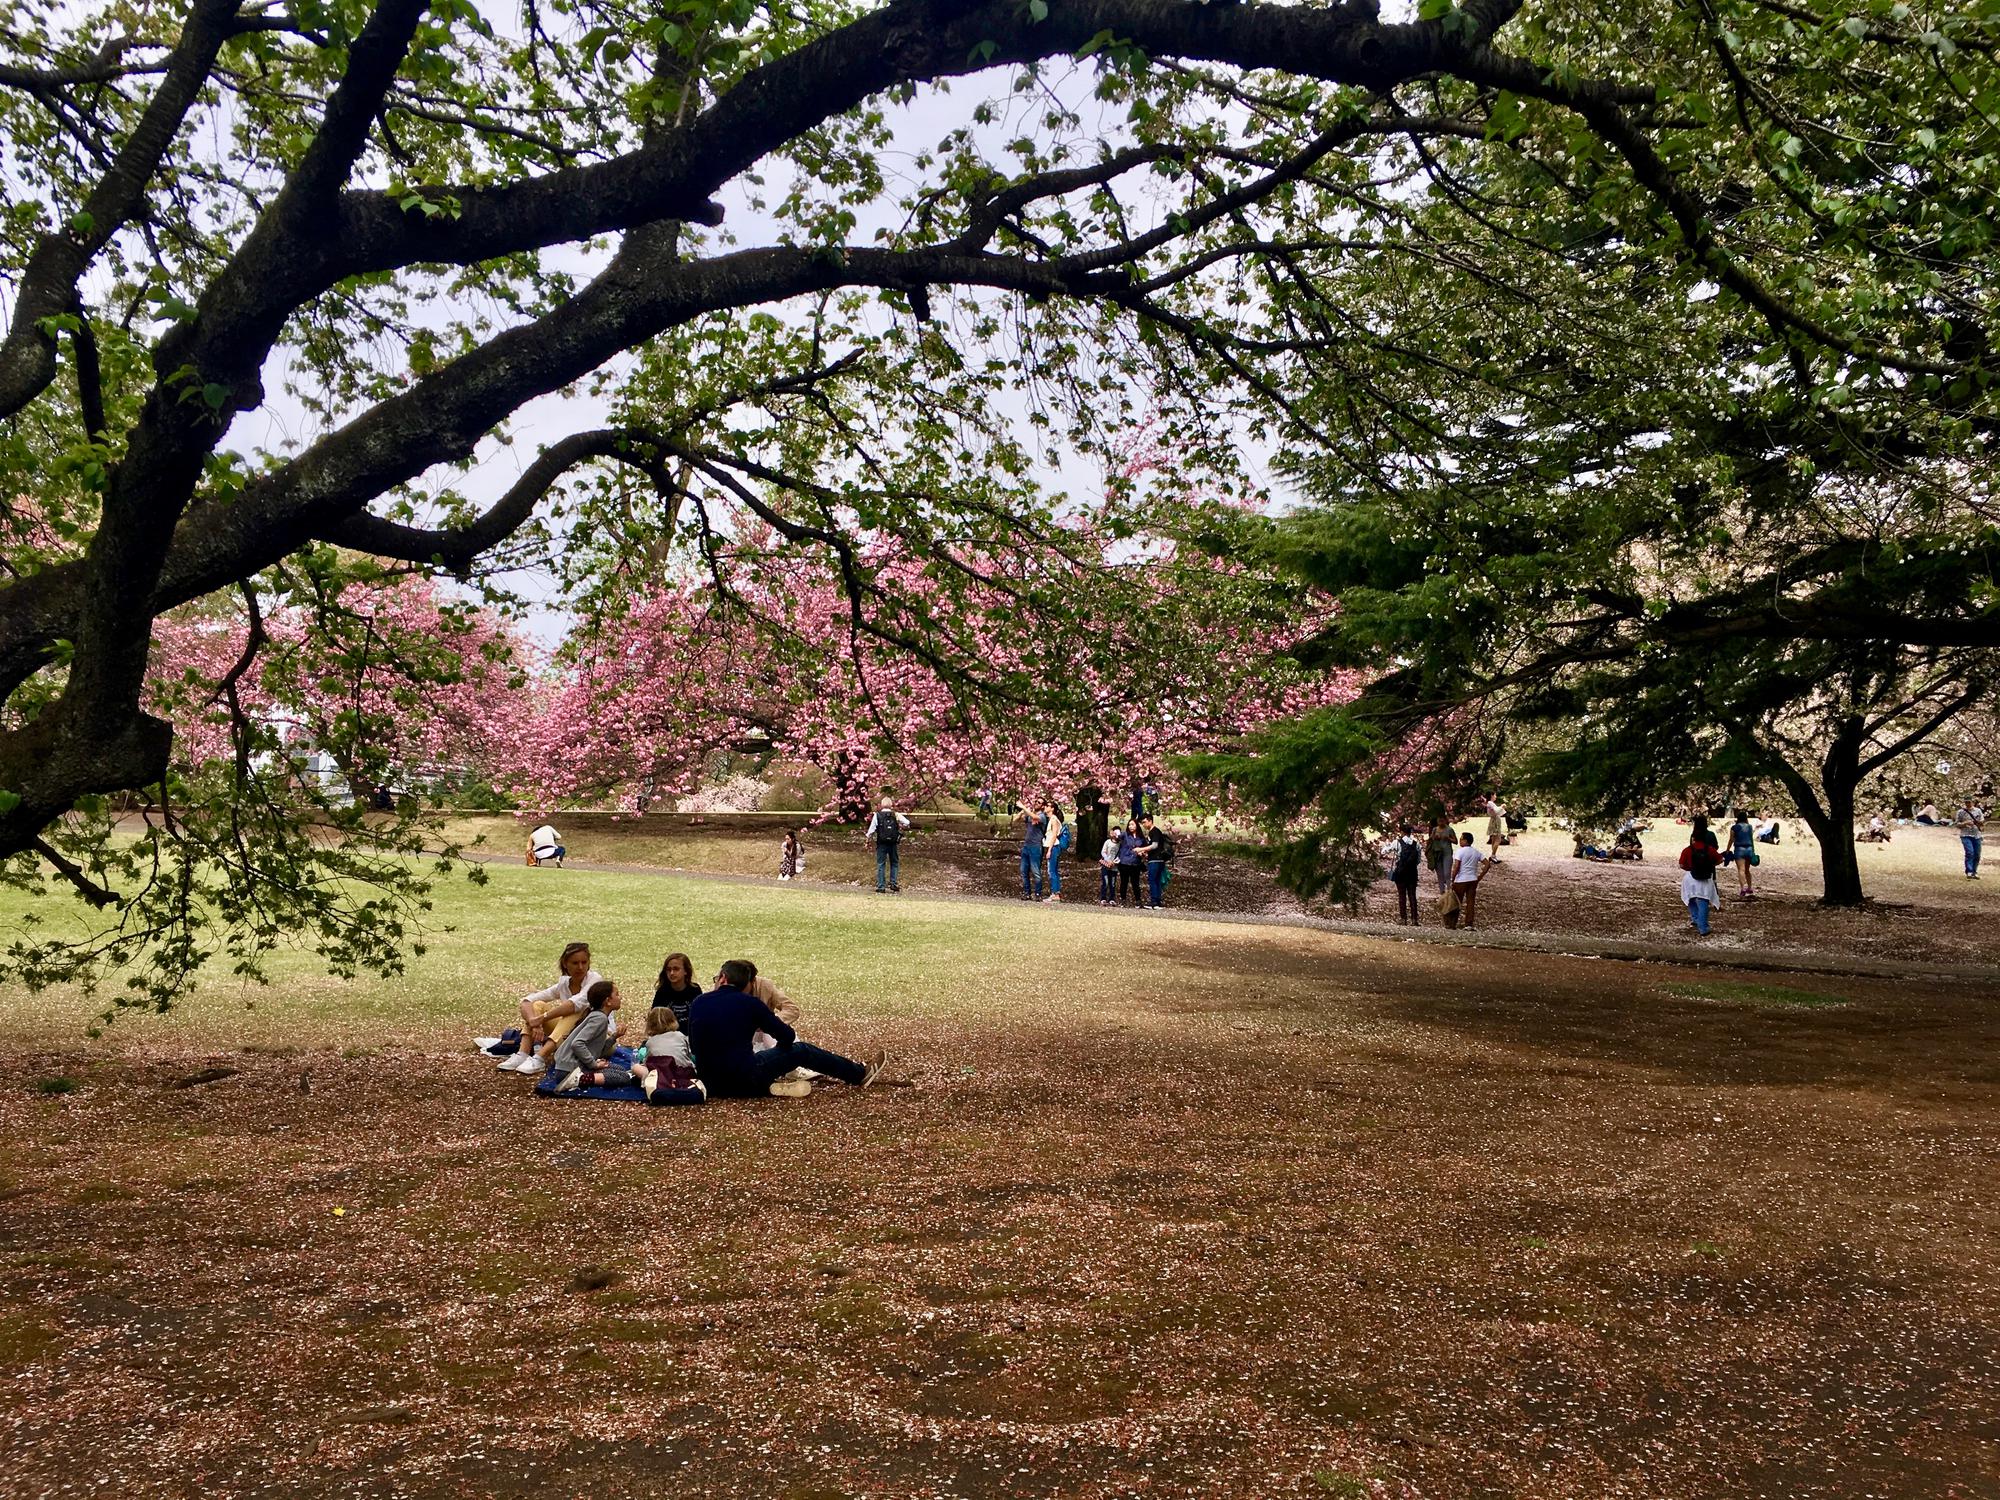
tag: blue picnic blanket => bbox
[532,1045,652,1103]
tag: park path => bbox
[488,854,2000,988]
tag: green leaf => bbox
[1028,0,1049,20]
[202,383,230,410]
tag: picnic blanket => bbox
[532,1044,654,1103]
[472,1034,815,1102]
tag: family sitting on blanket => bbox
[500,945,886,1101]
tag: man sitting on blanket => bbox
[686,959,886,1098]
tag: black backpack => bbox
[873,811,902,845]
[1686,842,1716,881]
[1393,838,1421,882]
[1150,829,1176,862]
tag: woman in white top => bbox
[502,942,603,1075]
[529,822,565,866]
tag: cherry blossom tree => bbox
[508,496,1355,819]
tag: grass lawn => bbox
[1,865,1997,1497]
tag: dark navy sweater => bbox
[685,986,794,1089]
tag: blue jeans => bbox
[1688,896,1711,934]
[875,843,900,890]
[1146,859,1165,907]
[1966,835,1983,876]
[1099,865,1116,902]
[1047,849,1061,896]
[1020,847,1044,898]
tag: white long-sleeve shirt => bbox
[522,971,602,1015]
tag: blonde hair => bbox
[646,1005,680,1034]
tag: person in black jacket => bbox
[685,960,886,1098]
[650,951,703,1028]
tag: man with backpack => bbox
[1678,814,1722,935]
[1390,823,1423,925]
[865,796,910,893]
[1137,815,1176,909]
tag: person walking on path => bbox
[686,960,886,1097]
[1680,827,1722,935]
[778,829,802,882]
[865,797,910,892]
[1016,803,1047,900]
[1484,795,1508,867]
[1957,798,1986,879]
[1391,823,1423,926]
[1424,819,1454,895]
[1450,832,1487,929]
[1727,808,1757,899]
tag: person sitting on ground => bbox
[734,958,801,1054]
[1450,831,1487,929]
[1755,813,1781,844]
[502,942,601,1074]
[1916,801,1941,826]
[1572,832,1614,862]
[631,1005,708,1107]
[651,951,703,1029]
[685,960,885,1098]
[1611,823,1645,860]
[529,819,565,867]
[1858,811,1892,844]
[778,829,802,882]
[1098,828,1121,906]
[552,980,635,1093]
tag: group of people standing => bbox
[1010,803,1176,907]
[1382,795,1510,930]
[496,942,886,1101]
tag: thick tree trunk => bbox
[1764,723,1868,907]
[1804,777,1866,907]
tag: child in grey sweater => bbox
[552,981,629,1093]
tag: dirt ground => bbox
[3,927,1996,1499]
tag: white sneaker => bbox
[555,1067,584,1094]
[768,1076,812,1099]
[638,1066,658,1099]
[498,1053,526,1071]
[519,1056,546,1077]
[693,1079,708,1100]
